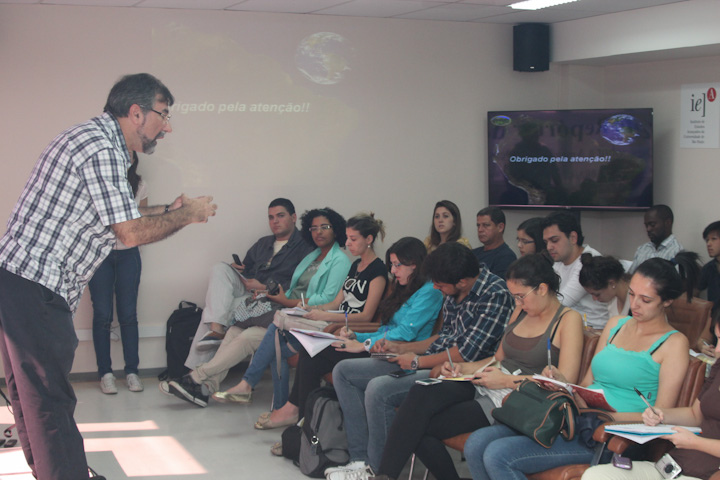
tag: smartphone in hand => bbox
[232,254,243,266]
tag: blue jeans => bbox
[242,323,302,410]
[332,357,430,471]
[88,248,141,377]
[464,424,595,480]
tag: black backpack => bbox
[297,387,350,477]
[158,301,202,381]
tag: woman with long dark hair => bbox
[464,254,699,480]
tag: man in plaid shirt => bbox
[0,73,217,480]
[331,242,514,476]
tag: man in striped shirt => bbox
[0,73,217,480]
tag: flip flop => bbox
[254,413,299,430]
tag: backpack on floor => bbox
[158,301,202,381]
[298,386,350,478]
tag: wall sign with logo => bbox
[680,83,719,148]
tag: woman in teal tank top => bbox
[465,254,701,480]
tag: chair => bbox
[665,296,713,349]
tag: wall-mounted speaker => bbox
[513,23,550,72]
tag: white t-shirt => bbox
[554,245,609,329]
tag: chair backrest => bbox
[666,296,713,348]
[578,331,600,382]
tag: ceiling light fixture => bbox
[510,0,580,10]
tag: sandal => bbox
[270,441,283,456]
[254,413,299,430]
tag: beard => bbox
[138,118,164,154]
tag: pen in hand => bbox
[446,348,456,376]
[301,293,305,309]
[634,387,662,423]
[547,338,552,378]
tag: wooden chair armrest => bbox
[592,423,674,460]
[324,322,381,334]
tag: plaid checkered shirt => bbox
[427,267,514,361]
[0,113,141,313]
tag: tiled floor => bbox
[0,369,469,479]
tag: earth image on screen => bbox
[601,114,642,145]
[295,32,353,85]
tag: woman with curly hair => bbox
[167,208,351,408]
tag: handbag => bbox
[491,379,579,448]
[272,310,330,379]
[231,296,272,324]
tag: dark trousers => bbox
[378,380,490,480]
[0,268,88,480]
[289,346,368,415]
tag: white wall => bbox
[0,4,716,375]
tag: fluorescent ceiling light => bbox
[510,0,579,10]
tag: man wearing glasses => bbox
[0,73,217,480]
[186,198,314,364]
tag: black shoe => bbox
[168,375,209,407]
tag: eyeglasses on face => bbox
[516,237,535,245]
[140,105,172,124]
[308,224,333,233]
[513,285,538,303]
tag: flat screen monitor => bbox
[487,108,653,210]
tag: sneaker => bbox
[100,373,117,394]
[126,373,144,392]
[196,330,225,351]
[158,380,172,396]
[168,375,209,407]
[326,462,373,480]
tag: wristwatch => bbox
[410,355,420,370]
[363,338,372,352]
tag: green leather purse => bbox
[491,379,579,448]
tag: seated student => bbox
[581,313,720,480]
[423,200,472,252]
[462,256,696,480]
[219,213,388,427]
[628,205,684,274]
[516,217,546,257]
[700,221,720,317]
[166,208,351,407]
[364,254,584,480]
[329,242,515,480]
[472,207,517,278]
[580,254,631,319]
[542,211,607,329]
[267,237,443,453]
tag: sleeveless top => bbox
[588,316,678,412]
[339,258,387,313]
[501,305,566,375]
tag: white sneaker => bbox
[100,373,117,394]
[325,462,373,480]
[126,374,144,392]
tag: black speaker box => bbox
[513,23,550,72]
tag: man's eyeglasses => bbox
[513,285,538,303]
[308,224,333,233]
[140,106,172,124]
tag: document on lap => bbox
[289,328,342,357]
[533,374,616,412]
[604,424,702,444]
